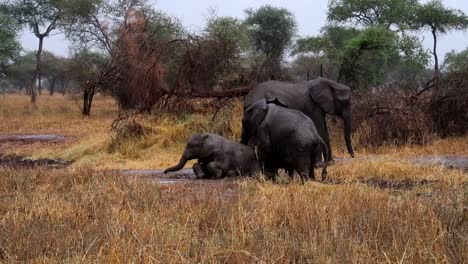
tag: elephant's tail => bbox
[319,139,328,181]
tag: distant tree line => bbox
[0,0,467,115]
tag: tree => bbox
[0,6,21,79]
[41,51,69,95]
[289,55,332,81]
[327,0,418,29]
[443,47,468,73]
[293,26,360,80]
[413,0,468,77]
[5,0,98,104]
[245,5,297,80]
[6,52,36,92]
[68,50,109,116]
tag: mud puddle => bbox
[335,155,468,171]
[0,134,71,143]
[119,169,197,184]
[0,155,72,169]
[411,156,468,171]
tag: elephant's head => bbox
[164,133,209,173]
[241,99,269,145]
[184,133,210,159]
[308,77,354,157]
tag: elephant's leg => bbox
[309,149,316,181]
[323,118,333,162]
[292,155,311,182]
[206,162,224,179]
[192,163,207,179]
[312,114,327,164]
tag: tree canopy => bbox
[245,5,297,79]
[0,6,21,79]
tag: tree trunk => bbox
[431,27,439,80]
[49,78,56,96]
[82,86,95,116]
[31,36,44,104]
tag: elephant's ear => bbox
[266,97,288,108]
[309,78,351,115]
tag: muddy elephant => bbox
[164,133,260,179]
[241,99,328,182]
[243,77,354,162]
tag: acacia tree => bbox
[4,0,98,104]
[327,0,418,29]
[245,5,297,80]
[413,0,468,78]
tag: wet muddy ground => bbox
[0,134,70,143]
[1,133,467,189]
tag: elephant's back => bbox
[244,81,308,110]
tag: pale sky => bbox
[20,0,468,64]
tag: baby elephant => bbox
[241,99,328,182]
[164,133,260,179]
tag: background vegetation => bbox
[0,0,467,262]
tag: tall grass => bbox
[0,166,466,263]
[1,95,467,263]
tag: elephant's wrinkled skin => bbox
[242,99,328,182]
[164,133,260,179]
[243,77,354,162]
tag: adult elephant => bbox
[241,99,328,182]
[242,77,354,162]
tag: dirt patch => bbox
[0,155,72,169]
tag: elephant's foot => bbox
[207,162,224,179]
[192,163,207,179]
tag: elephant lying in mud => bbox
[164,133,260,179]
[243,77,354,162]
[241,99,328,182]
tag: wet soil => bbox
[0,154,72,169]
[0,134,70,143]
[411,156,468,171]
[336,155,468,171]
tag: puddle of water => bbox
[412,156,468,171]
[0,134,70,143]
[118,169,197,185]
[0,155,72,168]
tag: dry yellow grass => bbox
[1,94,467,169]
[0,94,467,263]
[0,166,466,263]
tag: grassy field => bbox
[0,94,467,263]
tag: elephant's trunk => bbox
[343,115,355,158]
[164,156,188,174]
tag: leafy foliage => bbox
[0,6,21,79]
[245,5,297,79]
[327,0,418,29]
[443,47,468,73]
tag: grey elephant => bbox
[164,133,260,179]
[243,77,354,162]
[241,99,328,182]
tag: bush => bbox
[352,84,434,147]
[428,71,468,137]
[351,73,467,147]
